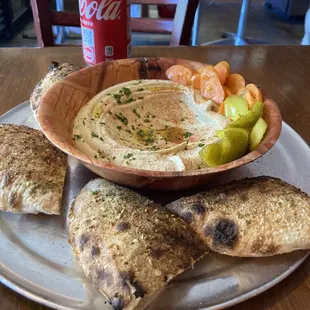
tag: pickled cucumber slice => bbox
[218,128,249,163]
[227,101,264,129]
[249,117,268,151]
[252,101,264,116]
[199,143,222,167]
[224,95,248,120]
[200,128,249,167]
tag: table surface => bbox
[0,46,309,310]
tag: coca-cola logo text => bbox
[80,0,121,21]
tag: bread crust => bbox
[166,176,310,257]
[69,178,207,309]
[0,124,67,214]
[30,62,78,118]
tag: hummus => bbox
[73,80,229,171]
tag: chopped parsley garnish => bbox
[152,115,156,118]
[94,155,98,159]
[138,97,144,100]
[123,97,135,104]
[134,80,142,85]
[137,88,144,92]
[131,125,136,130]
[122,87,131,96]
[112,156,116,160]
[73,134,82,141]
[113,87,133,104]
[184,131,193,138]
[115,113,128,125]
[185,140,189,150]
[137,129,145,137]
[132,108,140,118]
[100,122,105,125]
[113,93,122,104]
[146,136,154,143]
[144,119,150,123]
[91,132,99,138]
[124,153,133,159]
[137,129,155,144]
[99,137,104,141]
[82,119,86,125]
[198,143,205,147]
[116,126,122,130]
[98,149,105,158]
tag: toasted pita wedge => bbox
[0,124,66,214]
[69,178,207,310]
[166,177,310,257]
[30,62,79,119]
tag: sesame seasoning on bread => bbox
[69,178,207,310]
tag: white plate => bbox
[0,101,309,310]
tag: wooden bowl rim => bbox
[38,57,282,178]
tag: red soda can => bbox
[79,0,131,65]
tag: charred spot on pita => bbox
[191,202,205,215]
[115,222,130,232]
[111,296,125,310]
[180,211,193,224]
[132,280,145,298]
[91,246,101,256]
[79,234,90,251]
[205,218,238,248]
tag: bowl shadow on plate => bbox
[136,164,256,205]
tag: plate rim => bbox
[0,101,309,310]
[0,252,309,310]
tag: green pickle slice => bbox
[199,100,266,167]
[199,143,222,167]
[249,117,268,151]
[199,128,249,167]
[224,95,249,120]
[227,101,264,129]
[218,128,249,164]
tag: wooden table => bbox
[0,46,309,310]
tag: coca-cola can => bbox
[79,0,131,65]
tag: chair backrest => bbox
[30,0,199,47]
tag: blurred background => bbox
[0,0,308,47]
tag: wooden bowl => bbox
[37,58,282,190]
